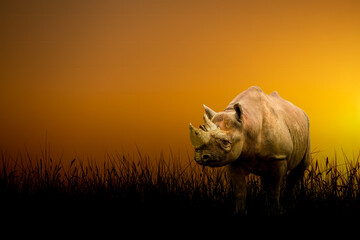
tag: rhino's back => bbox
[228,86,309,170]
[268,90,309,141]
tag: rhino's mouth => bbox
[194,155,226,167]
[201,160,220,167]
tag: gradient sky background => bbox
[1,0,360,161]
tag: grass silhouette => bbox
[1,148,360,217]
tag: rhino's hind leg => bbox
[285,149,311,206]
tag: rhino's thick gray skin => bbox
[189,86,310,215]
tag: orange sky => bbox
[1,0,360,161]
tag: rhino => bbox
[189,86,310,214]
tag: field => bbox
[2,148,360,218]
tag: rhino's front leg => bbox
[261,160,287,215]
[228,164,248,215]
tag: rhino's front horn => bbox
[189,123,210,149]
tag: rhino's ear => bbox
[234,103,243,120]
[203,104,216,119]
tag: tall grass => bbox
[1,149,360,216]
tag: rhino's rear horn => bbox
[203,113,217,131]
[203,104,216,119]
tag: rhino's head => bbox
[189,104,244,167]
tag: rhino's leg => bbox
[228,164,249,215]
[261,160,287,215]
[285,149,311,205]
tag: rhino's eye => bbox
[216,138,231,152]
[220,139,230,146]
